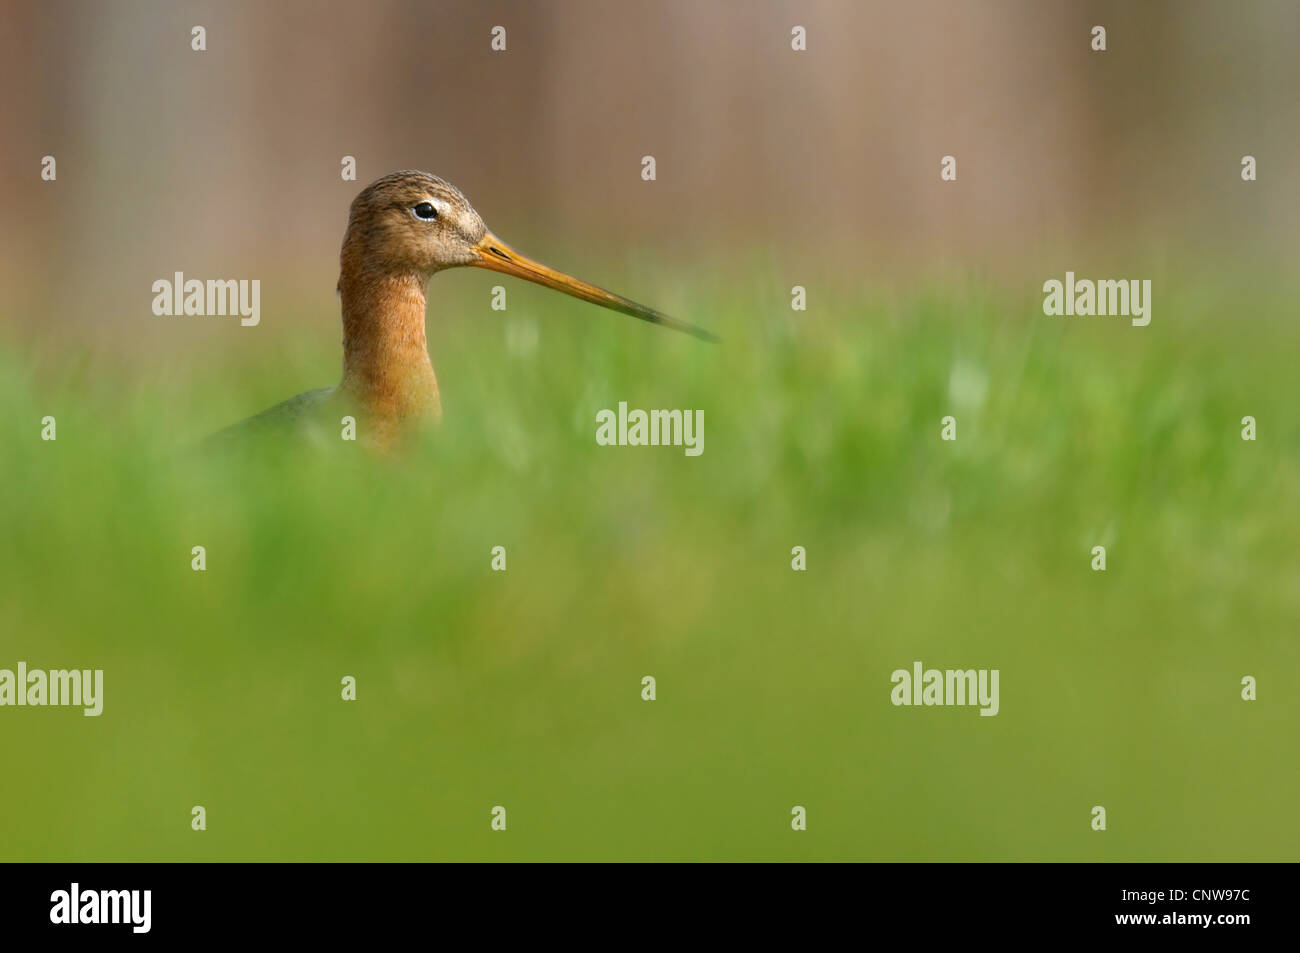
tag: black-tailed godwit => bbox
[218,170,713,450]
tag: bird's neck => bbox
[337,270,441,435]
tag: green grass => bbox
[1,267,1297,860]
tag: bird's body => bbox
[207,386,338,444]
[215,170,712,452]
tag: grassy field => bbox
[1,264,1297,860]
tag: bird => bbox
[212,170,714,452]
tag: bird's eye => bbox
[413,202,438,220]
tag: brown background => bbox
[1,0,1295,338]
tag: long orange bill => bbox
[471,232,717,342]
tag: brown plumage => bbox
[214,170,714,452]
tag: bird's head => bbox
[340,170,716,341]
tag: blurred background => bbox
[0,1,1297,861]
[2,0,1298,341]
